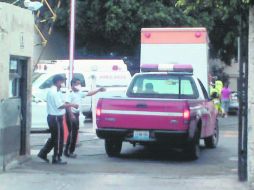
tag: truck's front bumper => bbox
[96,128,189,146]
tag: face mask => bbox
[75,85,82,91]
[61,83,66,88]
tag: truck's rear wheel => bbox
[185,130,200,160]
[204,119,219,148]
[105,139,122,157]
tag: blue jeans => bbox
[221,99,230,113]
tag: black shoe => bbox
[64,150,69,157]
[52,158,67,165]
[37,152,49,163]
[68,153,77,158]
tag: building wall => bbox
[0,2,34,170]
[248,5,254,188]
[0,3,34,98]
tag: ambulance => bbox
[32,59,132,128]
[140,27,209,90]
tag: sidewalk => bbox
[0,172,249,190]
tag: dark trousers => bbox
[65,112,79,154]
[39,115,64,160]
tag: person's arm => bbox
[58,102,78,110]
[66,106,76,120]
[54,92,78,110]
[65,92,77,120]
[86,87,106,96]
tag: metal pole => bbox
[238,33,245,181]
[1,102,6,172]
[238,5,248,181]
[69,0,76,86]
[91,75,97,132]
[238,37,240,65]
[243,6,249,182]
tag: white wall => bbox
[0,2,34,99]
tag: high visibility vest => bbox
[215,80,223,96]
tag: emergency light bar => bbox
[141,64,193,73]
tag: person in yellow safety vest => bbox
[210,83,218,96]
[215,80,223,97]
[210,81,224,116]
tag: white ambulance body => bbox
[140,27,209,90]
[32,59,131,130]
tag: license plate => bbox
[133,130,150,140]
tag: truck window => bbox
[180,77,197,98]
[197,79,209,99]
[128,75,199,99]
[39,73,66,89]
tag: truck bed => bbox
[97,97,190,131]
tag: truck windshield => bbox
[127,74,199,99]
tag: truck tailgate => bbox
[97,98,188,131]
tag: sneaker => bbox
[68,153,77,158]
[37,152,49,163]
[52,158,67,165]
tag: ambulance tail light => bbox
[112,65,119,71]
[141,64,193,73]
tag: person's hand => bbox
[99,87,106,92]
[71,114,76,121]
[72,104,79,109]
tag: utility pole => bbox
[69,0,76,85]
[238,2,249,182]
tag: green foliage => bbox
[3,0,252,65]
[54,0,251,64]
[175,0,249,64]
[56,0,198,56]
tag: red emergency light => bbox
[140,64,193,73]
[112,65,119,71]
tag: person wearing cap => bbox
[64,78,105,158]
[38,74,78,165]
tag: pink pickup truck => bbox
[96,64,218,160]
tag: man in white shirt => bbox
[64,78,105,158]
[38,75,78,164]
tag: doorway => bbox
[9,56,29,156]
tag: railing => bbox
[33,0,62,71]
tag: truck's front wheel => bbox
[105,139,122,157]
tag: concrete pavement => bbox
[0,172,248,190]
[0,116,250,190]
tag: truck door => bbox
[197,79,217,137]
